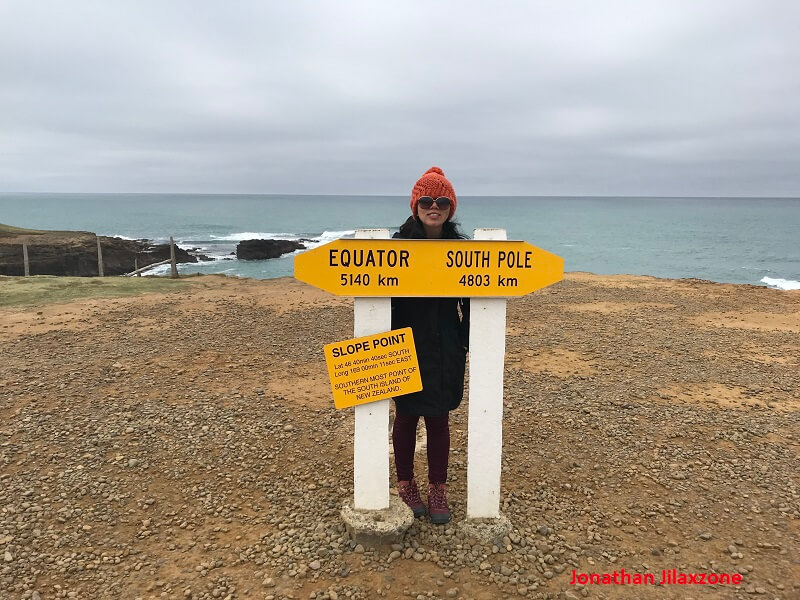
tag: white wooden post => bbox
[467,228,508,518]
[22,243,30,276]
[353,229,391,510]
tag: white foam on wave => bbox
[142,263,172,276]
[148,229,357,264]
[209,232,298,241]
[301,230,356,252]
[319,229,356,240]
[761,277,800,291]
[105,234,139,241]
[198,254,232,262]
[172,242,233,262]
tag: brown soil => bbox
[1,273,798,600]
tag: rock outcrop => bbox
[0,225,197,276]
[235,239,305,260]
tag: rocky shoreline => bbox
[0,226,202,277]
[235,239,307,261]
[0,225,306,276]
[0,273,798,599]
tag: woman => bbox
[391,166,469,525]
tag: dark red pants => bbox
[392,412,450,484]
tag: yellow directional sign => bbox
[295,239,563,297]
[324,328,422,409]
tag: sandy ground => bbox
[0,273,798,600]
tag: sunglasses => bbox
[417,196,452,210]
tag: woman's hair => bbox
[397,216,469,240]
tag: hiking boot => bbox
[427,482,451,524]
[398,480,426,518]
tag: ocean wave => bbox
[301,230,356,251]
[197,254,233,262]
[140,229,359,264]
[206,229,355,244]
[319,229,356,240]
[761,277,800,291]
[105,234,139,240]
[209,232,298,241]
[141,263,172,276]
[173,243,233,260]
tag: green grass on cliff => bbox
[0,275,197,308]
[0,223,91,238]
[0,223,49,237]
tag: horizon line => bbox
[1,191,798,200]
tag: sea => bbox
[1,193,798,290]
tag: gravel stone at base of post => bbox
[458,512,513,546]
[341,495,414,547]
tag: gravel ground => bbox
[1,273,798,600]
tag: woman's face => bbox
[417,199,451,231]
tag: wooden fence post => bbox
[97,236,104,277]
[23,243,30,276]
[134,257,140,277]
[170,237,178,278]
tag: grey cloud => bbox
[0,0,798,195]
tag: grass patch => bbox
[0,275,197,308]
[0,222,88,238]
[0,223,47,237]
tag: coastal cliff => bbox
[0,224,197,276]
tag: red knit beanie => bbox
[410,166,457,219]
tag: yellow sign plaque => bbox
[295,239,563,297]
[324,327,422,409]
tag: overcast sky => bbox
[1,1,798,196]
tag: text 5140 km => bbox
[340,273,519,287]
[340,273,398,287]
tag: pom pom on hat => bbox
[410,166,457,219]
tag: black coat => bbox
[390,218,470,416]
[391,296,469,416]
